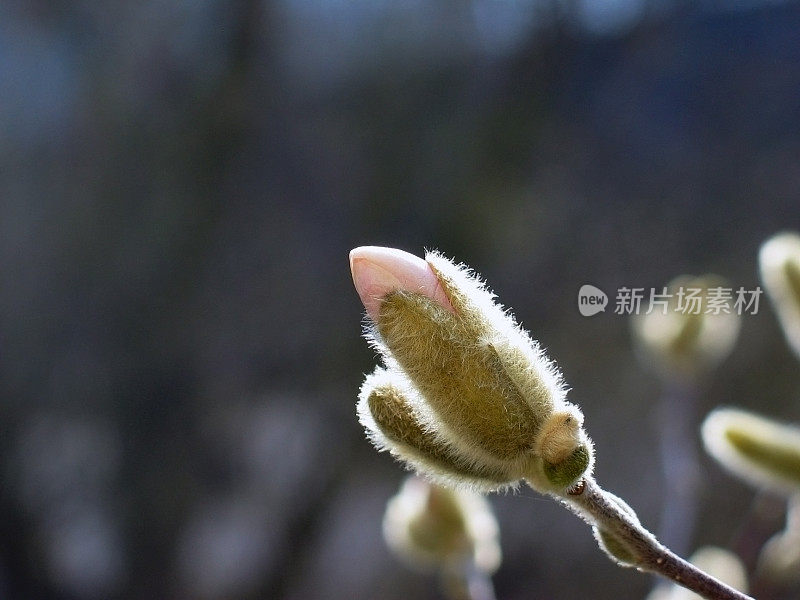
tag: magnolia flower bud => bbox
[757,495,800,586]
[351,247,593,493]
[702,408,800,495]
[631,275,740,381]
[382,476,501,575]
[759,231,800,359]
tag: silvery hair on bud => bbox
[359,250,594,493]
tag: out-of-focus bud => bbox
[702,408,800,495]
[631,275,740,381]
[350,247,594,493]
[759,231,800,359]
[756,494,800,586]
[382,476,501,575]
[645,547,748,600]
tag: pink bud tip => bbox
[349,246,454,321]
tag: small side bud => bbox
[594,527,638,567]
[592,492,642,568]
[702,408,800,494]
[759,231,800,359]
[383,476,501,576]
[631,275,740,381]
[537,410,585,464]
[543,445,592,488]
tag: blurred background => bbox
[2,0,800,598]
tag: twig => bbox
[558,477,754,600]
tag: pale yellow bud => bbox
[757,495,800,586]
[702,407,800,495]
[759,231,800,359]
[632,275,740,380]
[382,476,501,575]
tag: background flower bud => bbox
[756,494,800,586]
[631,275,740,381]
[759,231,800,359]
[702,407,800,495]
[382,476,501,575]
[543,444,592,488]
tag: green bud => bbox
[543,445,592,488]
[702,408,800,494]
[594,527,637,567]
[592,492,641,568]
[760,231,800,359]
[632,275,740,380]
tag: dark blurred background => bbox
[2,1,800,598]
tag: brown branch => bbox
[558,477,754,600]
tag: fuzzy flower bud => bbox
[631,275,740,381]
[759,231,800,359]
[358,367,513,488]
[382,476,501,575]
[351,246,593,493]
[702,407,800,495]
